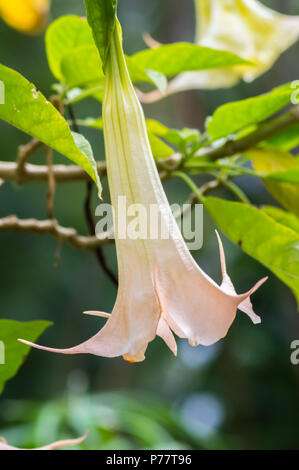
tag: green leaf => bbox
[207,84,294,140]
[46,15,166,95]
[205,197,299,304]
[262,206,299,235]
[66,86,105,105]
[46,16,95,82]
[0,64,101,193]
[60,45,166,92]
[0,320,52,395]
[148,134,173,159]
[84,0,117,69]
[61,45,104,88]
[146,119,201,148]
[250,148,299,218]
[76,117,174,159]
[131,43,251,77]
[264,124,299,152]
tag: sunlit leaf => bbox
[262,206,299,235]
[0,320,52,395]
[0,64,102,192]
[207,84,294,140]
[60,45,167,92]
[76,117,174,159]
[250,148,299,218]
[264,124,299,152]
[205,197,299,304]
[46,15,95,82]
[131,43,251,77]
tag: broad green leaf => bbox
[131,43,251,77]
[46,15,166,95]
[269,168,299,184]
[84,0,117,69]
[250,148,299,218]
[0,64,101,193]
[66,86,105,104]
[262,206,299,235]
[0,320,52,395]
[205,197,299,304]
[264,124,299,152]
[61,46,104,88]
[146,119,200,148]
[147,134,173,159]
[60,45,167,92]
[46,16,95,82]
[207,84,294,140]
[76,117,174,159]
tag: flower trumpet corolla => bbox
[0,0,50,34]
[19,21,267,363]
[0,433,87,451]
[140,0,299,102]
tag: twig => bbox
[85,180,118,286]
[0,216,112,250]
[68,103,118,287]
[45,146,55,219]
[15,138,42,184]
[0,161,107,183]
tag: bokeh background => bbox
[0,0,299,450]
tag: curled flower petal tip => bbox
[0,432,87,451]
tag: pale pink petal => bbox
[156,315,177,356]
[0,433,87,451]
[19,270,160,363]
[83,311,110,319]
[215,230,267,324]
[154,230,267,347]
[142,33,162,49]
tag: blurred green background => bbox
[0,0,299,450]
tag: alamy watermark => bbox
[0,81,4,104]
[290,340,299,365]
[291,80,299,105]
[95,196,203,250]
[0,341,5,365]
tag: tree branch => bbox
[15,138,42,184]
[0,161,107,183]
[68,103,118,286]
[45,147,55,219]
[194,105,299,162]
[0,216,112,250]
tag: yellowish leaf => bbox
[251,148,299,218]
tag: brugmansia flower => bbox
[0,434,86,451]
[19,21,266,363]
[0,0,50,34]
[141,0,299,102]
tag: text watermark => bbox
[95,197,203,250]
[0,341,5,365]
[0,81,4,104]
[290,340,299,365]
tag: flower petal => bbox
[156,315,177,356]
[215,230,267,324]
[154,231,267,347]
[0,433,87,451]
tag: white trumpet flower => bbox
[20,21,266,363]
[140,0,299,102]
